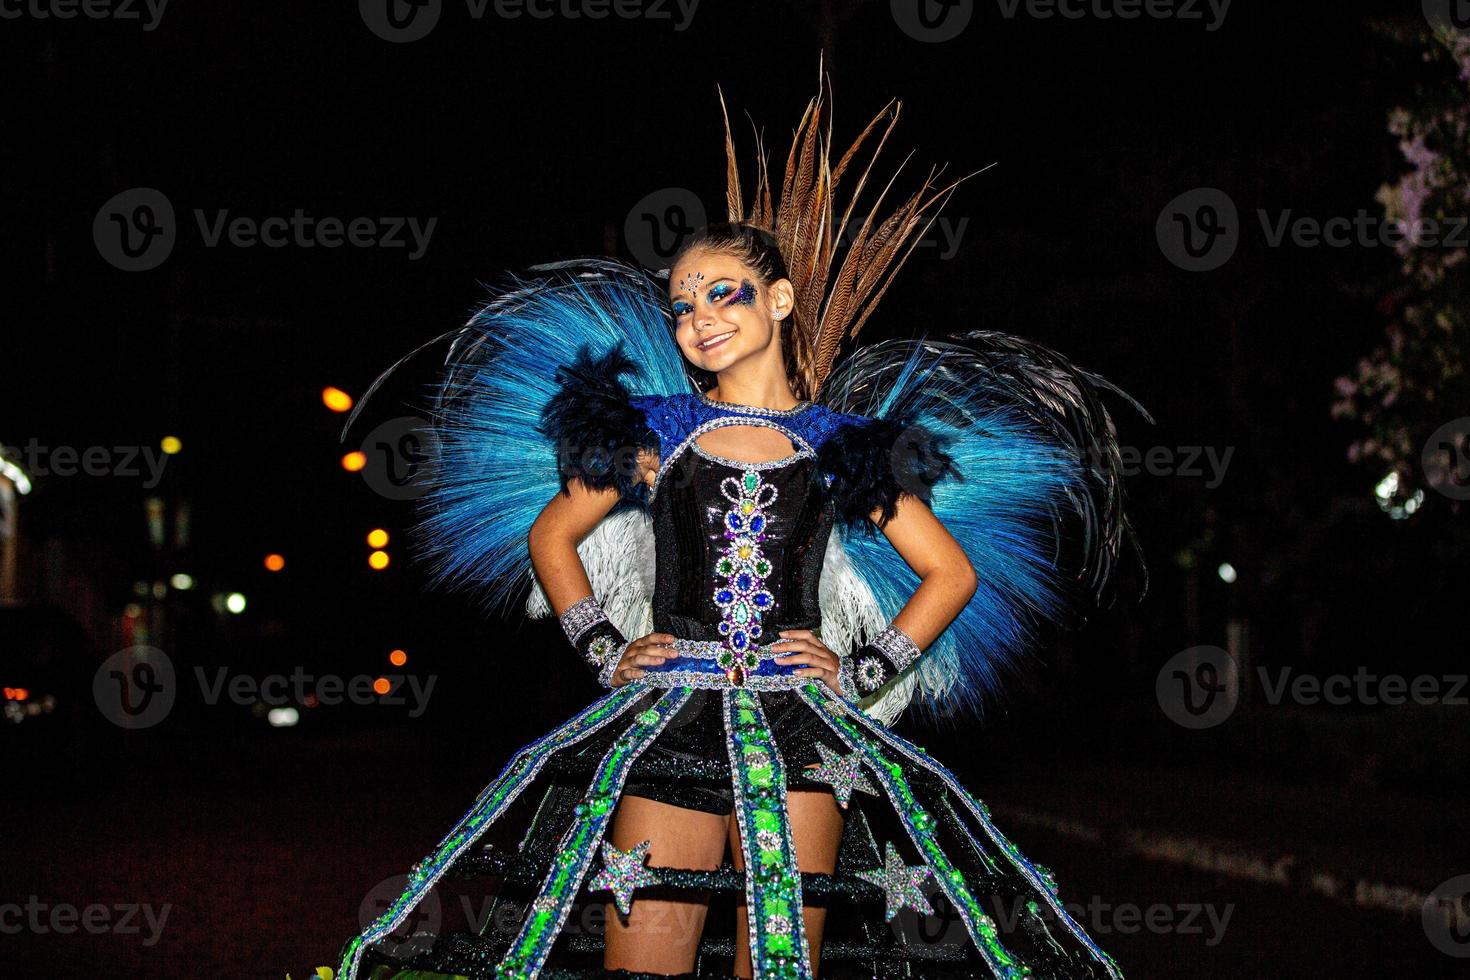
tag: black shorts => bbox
[621,687,850,816]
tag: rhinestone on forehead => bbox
[678,270,705,296]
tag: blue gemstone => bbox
[716,589,734,603]
[736,572,753,591]
[751,515,765,534]
[732,631,748,650]
[726,513,743,532]
[753,593,770,608]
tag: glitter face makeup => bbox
[678,271,705,296]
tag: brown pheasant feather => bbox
[720,70,976,396]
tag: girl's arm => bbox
[528,449,669,686]
[527,480,620,613]
[869,494,979,651]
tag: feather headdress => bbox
[718,67,983,395]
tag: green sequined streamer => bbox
[722,688,811,979]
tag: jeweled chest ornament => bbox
[712,468,778,686]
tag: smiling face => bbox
[668,247,793,375]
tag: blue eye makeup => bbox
[724,280,757,306]
[672,299,693,316]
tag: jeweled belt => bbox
[638,638,810,691]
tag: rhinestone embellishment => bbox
[712,468,778,684]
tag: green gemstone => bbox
[637,709,659,726]
[744,472,758,492]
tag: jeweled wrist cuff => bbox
[852,623,923,694]
[559,596,627,683]
[837,655,859,701]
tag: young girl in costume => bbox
[338,78,1139,980]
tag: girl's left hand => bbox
[772,629,844,697]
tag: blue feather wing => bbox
[818,331,1147,723]
[410,258,691,616]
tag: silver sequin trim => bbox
[872,623,922,673]
[650,417,815,504]
[696,391,813,417]
[559,595,609,645]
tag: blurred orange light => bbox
[264,553,286,572]
[372,677,391,696]
[389,649,408,667]
[368,550,390,570]
[341,451,367,472]
[4,687,29,701]
[322,387,354,413]
[367,528,390,549]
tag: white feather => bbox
[527,508,655,639]
[819,529,917,725]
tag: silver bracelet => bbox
[597,639,630,689]
[873,622,921,672]
[837,655,859,701]
[559,595,609,645]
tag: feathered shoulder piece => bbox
[539,344,661,508]
[340,258,691,631]
[811,331,1150,727]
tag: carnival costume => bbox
[337,80,1142,980]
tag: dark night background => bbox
[3,1,1467,977]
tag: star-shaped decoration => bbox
[802,743,879,809]
[586,839,663,916]
[855,841,935,921]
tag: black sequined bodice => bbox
[649,446,835,643]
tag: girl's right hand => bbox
[609,632,677,687]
